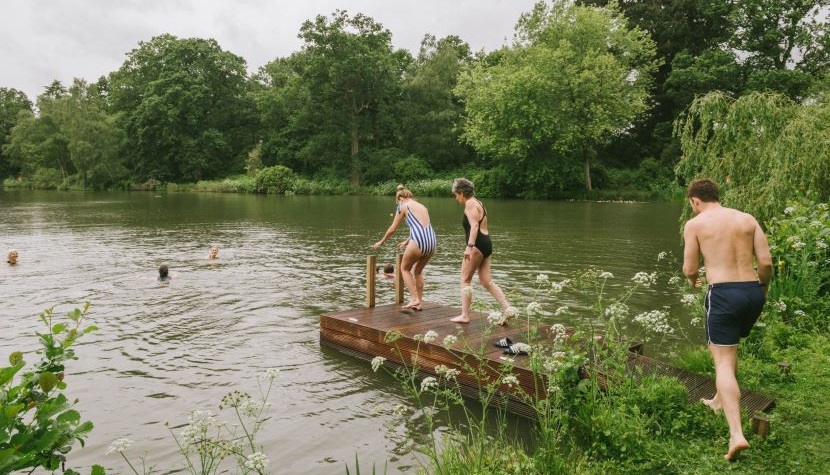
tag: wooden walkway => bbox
[319,302,776,421]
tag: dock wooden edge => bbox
[319,303,777,427]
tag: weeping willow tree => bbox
[674,91,830,225]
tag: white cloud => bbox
[0,0,536,101]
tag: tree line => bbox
[1,1,828,198]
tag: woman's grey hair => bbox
[451,178,475,197]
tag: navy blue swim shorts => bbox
[704,281,765,346]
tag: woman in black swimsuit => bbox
[450,178,515,324]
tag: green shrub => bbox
[0,302,97,473]
[255,165,296,194]
[392,155,432,184]
[31,168,63,189]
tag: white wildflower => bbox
[791,239,805,251]
[487,311,504,325]
[772,300,787,313]
[668,275,682,286]
[239,399,262,418]
[502,374,519,388]
[603,302,629,320]
[461,285,473,296]
[554,306,568,317]
[657,251,668,261]
[680,294,699,307]
[423,330,438,344]
[550,323,567,339]
[598,271,614,279]
[435,365,461,381]
[633,309,674,334]
[536,273,550,284]
[632,271,657,287]
[784,206,796,215]
[443,335,458,348]
[794,310,806,317]
[261,368,280,381]
[106,438,133,455]
[413,334,424,342]
[371,356,386,372]
[551,279,570,294]
[817,240,828,250]
[187,410,217,430]
[244,452,269,472]
[420,377,438,392]
[526,302,542,315]
[690,317,701,327]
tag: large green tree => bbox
[0,88,33,179]
[296,10,407,186]
[398,34,474,172]
[457,1,658,195]
[3,80,125,189]
[675,91,830,224]
[107,34,258,183]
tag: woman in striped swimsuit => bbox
[372,185,437,311]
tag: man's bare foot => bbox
[701,397,722,414]
[724,437,749,461]
[450,315,470,323]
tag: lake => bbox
[0,190,691,474]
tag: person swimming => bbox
[157,264,172,282]
[208,246,219,259]
[7,249,18,265]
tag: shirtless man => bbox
[682,178,773,462]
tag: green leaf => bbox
[0,361,25,386]
[8,351,23,365]
[90,464,107,475]
[52,323,66,334]
[57,409,81,424]
[39,372,59,392]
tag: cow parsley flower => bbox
[106,438,133,455]
[371,356,386,372]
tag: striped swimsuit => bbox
[397,203,437,257]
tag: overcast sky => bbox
[0,0,540,101]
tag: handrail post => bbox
[394,252,404,304]
[366,255,377,308]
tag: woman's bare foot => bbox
[701,397,722,414]
[724,437,749,461]
[450,315,470,323]
[402,301,420,309]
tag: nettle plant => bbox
[0,302,99,474]
[765,198,830,332]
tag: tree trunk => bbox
[350,117,360,187]
[584,154,592,191]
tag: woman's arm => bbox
[463,201,481,259]
[372,207,406,249]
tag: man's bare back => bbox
[683,205,772,285]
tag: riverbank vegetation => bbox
[2,1,829,200]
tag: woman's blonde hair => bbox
[395,184,414,200]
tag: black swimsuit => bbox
[462,199,493,259]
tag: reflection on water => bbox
[0,190,688,473]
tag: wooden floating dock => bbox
[319,302,776,421]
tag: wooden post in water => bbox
[394,252,404,304]
[366,255,377,308]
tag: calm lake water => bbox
[0,190,690,474]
